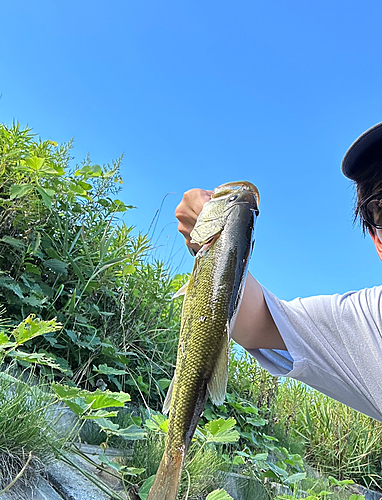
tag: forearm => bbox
[232,272,286,350]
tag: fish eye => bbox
[228,194,238,202]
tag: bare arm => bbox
[175,188,286,351]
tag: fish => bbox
[146,181,260,500]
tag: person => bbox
[175,122,382,422]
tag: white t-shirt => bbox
[247,286,382,422]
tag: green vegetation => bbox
[0,121,378,499]
[0,315,63,493]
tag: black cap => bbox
[341,122,382,180]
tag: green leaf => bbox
[85,390,131,409]
[69,182,87,195]
[206,489,234,500]
[52,383,130,410]
[52,383,82,399]
[131,416,142,426]
[145,414,169,434]
[25,263,41,275]
[138,476,156,500]
[52,166,65,175]
[0,236,26,249]
[111,199,128,212]
[95,417,120,433]
[78,181,92,191]
[39,165,60,175]
[205,418,240,444]
[123,467,145,476]
[114,425,145,440]
[265,463,289,479]
[43,258,68,274]
[89,164,102,176]
[23,294,46,307]
[9,184,33,199]
[123,264,136,275]
[12,316,61,344]
[284,472,307,485]
[25,156,45,171]
[252,452,268,461]
[36,185,52,209]
[93,364,128,376]
[156,378,171,391]
[82,410,118,419]
[0,332,16,349]
[64,398,90,416]
[0,332,10,344]
[10,350,62,369]
[98,454,124,473]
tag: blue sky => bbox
[1,1,381,301]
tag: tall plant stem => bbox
[0,451,33,496]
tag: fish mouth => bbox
[212,181,260,206]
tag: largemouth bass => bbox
[146,181,259,500]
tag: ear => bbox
[368,229,382,261]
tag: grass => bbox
[273,379,382,490]
[0,364,60,492]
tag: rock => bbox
[0,475,63,500]
[46,459,115,500]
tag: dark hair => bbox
[354,160,382,234]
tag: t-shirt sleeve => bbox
[246,286,382,422]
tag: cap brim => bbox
[342,122,382,180]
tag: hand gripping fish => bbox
[147,181,259,500]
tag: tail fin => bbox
[146,450,184,500]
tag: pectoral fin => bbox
[162,371,175,414]
[172,281,189,299]
[207,328,229,407]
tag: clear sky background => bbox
[1,1,381,301]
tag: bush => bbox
[0,121,183,410]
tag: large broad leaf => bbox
[23,295,47,307]
[251,452,268,461]
[82,410,119,419]
[63,398,90,416]
[9,184,34,199]
[52,383,82,399]
[0,277,24,298]
[25,263,41,276]
[36,185,52,209]
[138,476,156,500]
[284,472,307,485]
[94,417,120,433]
[0,236,26,250]
[52,383,130,409]
[75,164,102,177]
[43,258,68,274]
[205,418,240,444]
[145,414,169,434]
[0,332,16,349]
[97,454,124,473]
[84,390,131,409]
[114,425,145,441]
[25,157,45,171]
[9,350,63,369]
[12,316,61,344]
[93,364,128,376]
[206,490,234,500]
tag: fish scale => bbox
[147,181,259,500]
